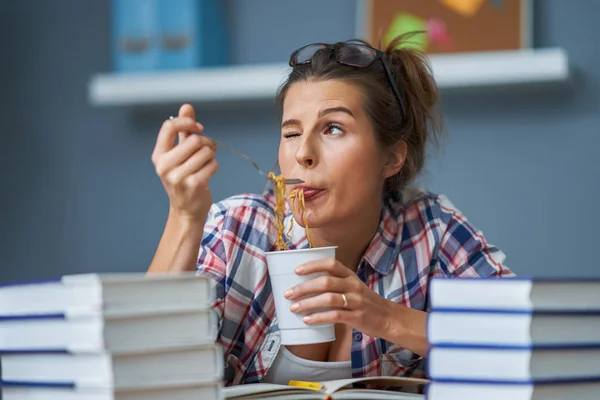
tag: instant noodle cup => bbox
[266,246,337,345]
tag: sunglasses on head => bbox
[289,42,405,116]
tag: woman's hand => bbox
[284,257,428,355]
[284,257,398,341]
[151,104,219,223]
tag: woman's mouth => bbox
[301,188,325,201]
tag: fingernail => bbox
[303,316,312,323]
[284,289,293,298]
[196,122,203,130]
[290,303,299,312]
[295,266,305,274]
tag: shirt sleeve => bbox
[194,194,274,367]
[435,195,515,278]
[196,203,228,335]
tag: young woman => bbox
[147,35,514,386]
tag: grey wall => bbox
[0,0,598,283]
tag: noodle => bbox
[288,188,313,248]
[268,172,313,250]
[268,172,289,251]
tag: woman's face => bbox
[279,79,395,228]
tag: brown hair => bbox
[276,33,443,197]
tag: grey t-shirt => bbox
[262,345,352,385]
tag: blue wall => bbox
[1,0,598,283]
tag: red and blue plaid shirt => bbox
[196,187,514,386]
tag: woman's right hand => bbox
[151,104,219,223]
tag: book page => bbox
[225,387,423,400]
[322,376,428,394]
[223,383,307,399]
[223,376,428,399]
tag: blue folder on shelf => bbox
[111,0,229,73]
[157,0,229,70]
[111,0,161,73]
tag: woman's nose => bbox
[295,136,318,169]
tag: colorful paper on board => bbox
[440,0,485,17]
[384,13,428,51]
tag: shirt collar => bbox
[361,194,402,276]
[277,189,405,274]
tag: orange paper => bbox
[440,0,485,17]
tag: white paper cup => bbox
[266,246,337,345]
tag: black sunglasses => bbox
[289,42,405,116]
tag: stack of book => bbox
[425,277,600,400]
[0,272,222,400]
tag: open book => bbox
[223,376,428,399]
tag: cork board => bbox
[358,0,532,54]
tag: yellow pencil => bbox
[288,380,324,391]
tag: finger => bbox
[178,104,198,142]
[296,258,353,278]
[165,146,216,185]
[179,103,196,120]
[154,117,203,157]
[290,292,348,314]
[285,275,347,300]
[184,158,219,189]
[302,309,353,326]
[155,134,215,178]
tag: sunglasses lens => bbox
[337,45,377,67]
[292,44,328,64]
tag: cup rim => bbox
[265,245,338,256]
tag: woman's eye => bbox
[283,132,301,139]
[325,124,344,136]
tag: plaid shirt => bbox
[196,187,513,386]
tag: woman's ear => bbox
[383,141,407,179]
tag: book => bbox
[427,344,600,382]
[426,309,600,346]
[426,379,600,400]
[0,307,216,353]
[0,345,222,389]
[430,277,600,311]
[0,272,214,317]
[223,376,427,399]
[1,382,221,400]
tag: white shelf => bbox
[88,48,569,107]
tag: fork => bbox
[169,116,304,185]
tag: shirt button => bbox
[354,332,363,342]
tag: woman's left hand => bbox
[284,257,398,340]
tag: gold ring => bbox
[341,293,348,308]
